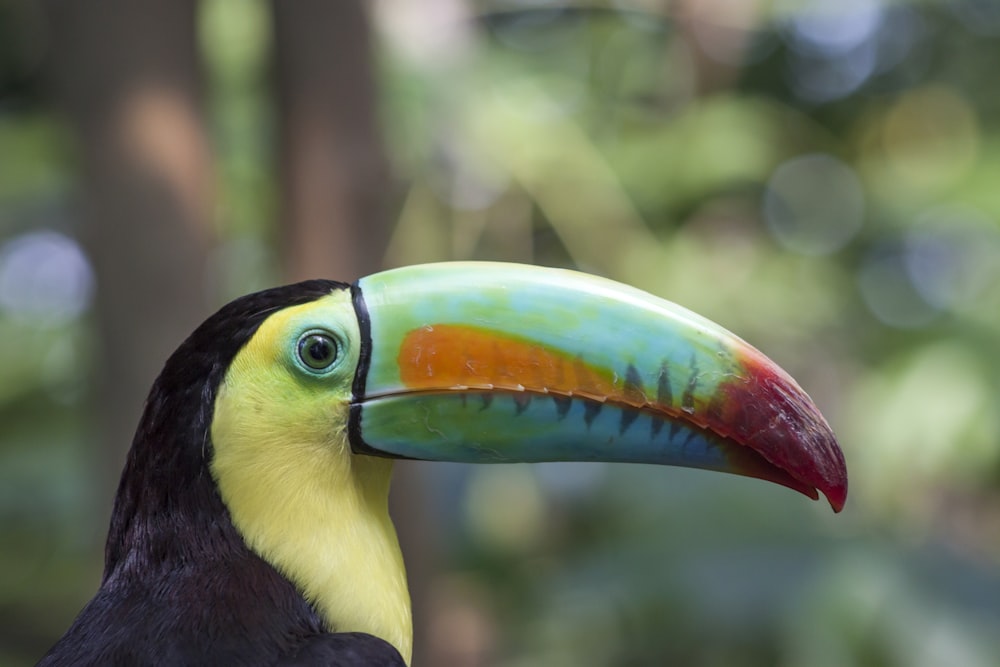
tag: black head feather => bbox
[105,279,347,581]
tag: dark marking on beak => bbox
[681,358,699,414]
[656,362,673,406]
[624,364,645,402]
[619,407,641,435]
[584,401,603,427]
[553,394,572,420]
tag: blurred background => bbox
[2,0,1000,665]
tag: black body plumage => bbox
[38,281,405,667]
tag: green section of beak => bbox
[348,262,847,512]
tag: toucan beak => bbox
[347,262,847,512]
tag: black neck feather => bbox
[103,280,347,583]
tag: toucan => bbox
[39,262,846,666]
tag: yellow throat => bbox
[209,292,413,664]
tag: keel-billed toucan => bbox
[40,262,846,666]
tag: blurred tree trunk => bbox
[44,0,215,526]
[270,3,437,666]
[272,0,392,282]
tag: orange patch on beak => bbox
[397,324,632,405]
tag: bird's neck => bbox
[210,397,412,664]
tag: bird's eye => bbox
[297,332,339,371]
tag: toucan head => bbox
[213,262,845,506]
[126,261,846,664]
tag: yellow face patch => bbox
[210,290,413,664]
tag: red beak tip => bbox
[824,483,848,513]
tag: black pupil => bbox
[302,335,335,368]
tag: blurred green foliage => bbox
[3,1,1000,665]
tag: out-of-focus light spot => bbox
[881,86,979,192]
[904,206,1000,312]
[789,40,877,102]
[464,466,546,552]
[782,0,909,102]
[905,234,965,311]
[786,0,883,57]
[872,5,924,75]
[858,245,939,329]
[0,231,94,326]
[763,153,864,255]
